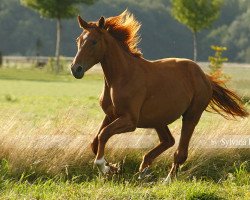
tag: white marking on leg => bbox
[94,156,110,174]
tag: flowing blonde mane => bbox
[103,10,142,57]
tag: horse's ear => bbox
[77,15,90,29]
[98,16,105,29]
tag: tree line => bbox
[0,0,249,67]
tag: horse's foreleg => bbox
[94,115,136,174]
[91,115,112,155]
[139,126,175,173]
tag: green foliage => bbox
[187,192,223,200]
[209,45,229,81]
[1,0,250,61]
[171,0,224,33]
[233,161,250,185]
[0,159,10,180]
[20,0,95,19]
[0,178,248,199]
[20,0,97,73]
[209,45,228,72]
[171,0,224,60]
[219,5,250,62]
[0,158,249,199]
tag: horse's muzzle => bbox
[71,65,85,79]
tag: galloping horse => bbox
[70,10,248,181]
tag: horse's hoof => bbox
[95,164,110,175]
[104,161,124,176]
[138,167,152,180]
[108,163,120,175]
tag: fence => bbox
[2,56,249,69]
[2,56,73,67]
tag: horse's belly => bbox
[137,95,190,128]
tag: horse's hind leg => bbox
[139,126,175,174]
[165,112,203,183]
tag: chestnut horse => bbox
[70,11,248,181]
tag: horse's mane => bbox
[103,10,142,57]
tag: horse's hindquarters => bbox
[137,60,212,127]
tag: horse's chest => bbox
[99,89,120,117]
[99,89,132,117]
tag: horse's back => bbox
[153,58,212,104]
[152,58,211,93]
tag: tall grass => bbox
[0,109,249,182]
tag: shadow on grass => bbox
[188,192,224,200]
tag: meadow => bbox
[0,64,249,199]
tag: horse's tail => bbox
[207,75,249,118]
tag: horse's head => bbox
[71,16,106,79]
[71,10,142,79]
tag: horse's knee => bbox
[98,132,108,144]
[174,150,188,165]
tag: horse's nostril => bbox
[76,66,83,73]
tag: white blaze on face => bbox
[94,156,110,174]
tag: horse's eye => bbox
[92,40,97,45]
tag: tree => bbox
[171,0,224,61]
[209,45,229,82]
[20,0,95,73]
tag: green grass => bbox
[0,68,104,123]
[0,66,249,127]
[0,66,249,199]
[0,159,249,199]
[0,178,249,199]
[0,155,249,199]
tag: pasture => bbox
[0,65,249,199]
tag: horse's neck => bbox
[100,39,137,86]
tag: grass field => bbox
[0,65,249,199]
